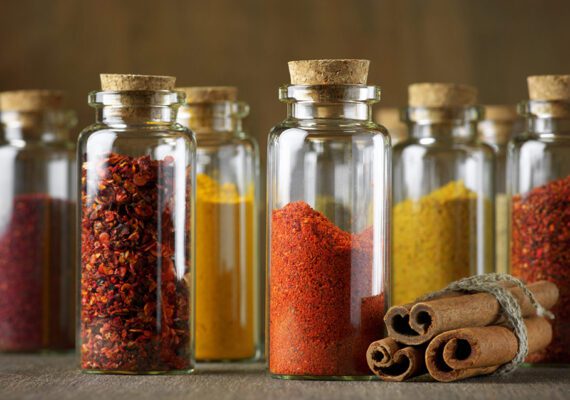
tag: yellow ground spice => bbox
[393,180,479,305]
[195,173,256,360]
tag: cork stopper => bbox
[482,105,518,121]
[100,74,176,91]
[0,90,64,111]
[408,83,477,108]
[177,86,238,103]
[528,75,570,101]
[288,59,369,85]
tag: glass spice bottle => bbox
[392,83,495,306]
[375,107,408,146]
[176,86,262,363]
[478,105,523,274]
[0,90,77,352]
[267,59,390,380]
[78,74,195,374]
[509,74,570,364]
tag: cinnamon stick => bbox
[366,337,426,381]
[385,280,558,345]
[425,317,553,382]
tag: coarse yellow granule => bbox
[195,173,256,360]
[392,180,480,305]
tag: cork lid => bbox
[177,86,238,103]
[0,90,65,111]
[528,75,570,101]
[288,59,369,85]
[482,105,518,121]
[100,74,176,91]
[408,83,477,107]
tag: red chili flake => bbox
[511,175,570,364]
[269,201,385,376]
[81,153,191,372]
[0,194,75,351]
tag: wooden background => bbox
[1,0,569,161]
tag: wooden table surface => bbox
[1,354,569,400]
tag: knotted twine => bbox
[417,273,554,375]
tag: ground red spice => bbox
[0,194,75,352]
[512,175,570,363]
[270,201,385,377]
[81,153,191,372]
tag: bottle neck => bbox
[177,102,247,134]
[405,106,480,141]
[90,90,183,127]
[522,100,570,136]
[280,84,380,122]
[0,110,76,142]
[287,102,372,121]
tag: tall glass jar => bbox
[392,83,494,306]
[176,86,261,363]
[0,90,76,352]
[509,74,570,364]
[78,74,195,374]
[267,59,390,380]
[478,105,523,274]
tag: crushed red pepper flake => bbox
[81,152,191,372]
[0,194,75,351]
[269,201,385,376]
[511,175,570,363]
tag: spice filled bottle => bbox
[0,90,77,352]
[478,105,523,274]
[392,83,494,306]
[176,86,261,362]
[78,74,195,374]
[509,75,570,364]
[267,59,390,379]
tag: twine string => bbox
[418,273,554,375]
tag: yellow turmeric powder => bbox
[195,173,257,360]
[393,180,481,305]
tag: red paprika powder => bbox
[80,152,191,372]
[511,175,570,363]
[270,201,385,377]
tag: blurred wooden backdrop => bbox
[1,0,569,161]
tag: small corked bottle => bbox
[510,74,570,364]
[478,105,523,274]
[392,83,495,305]
[267,59,390,379]
[78,74,195,374]
[0,90,77,352]
[176,86,262,363]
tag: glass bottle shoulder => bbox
[394,136,494,160]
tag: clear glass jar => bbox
[393,104,495,305]
[78,85,195,374]
[176,87,261,363]
[267,84,390,379]
[0,90,77,352]
[509,98,570,364]
[478,105,523,274]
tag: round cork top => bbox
[177,86,238,103]
[0,90,65,111]
[482,104,518,121]
[100,74,176,91]
[288,59,369,85]
[528,75,570,101]
[408,83,478,107]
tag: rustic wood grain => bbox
[0,355,569,400]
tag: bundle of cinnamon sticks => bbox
[366,280,559,382]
